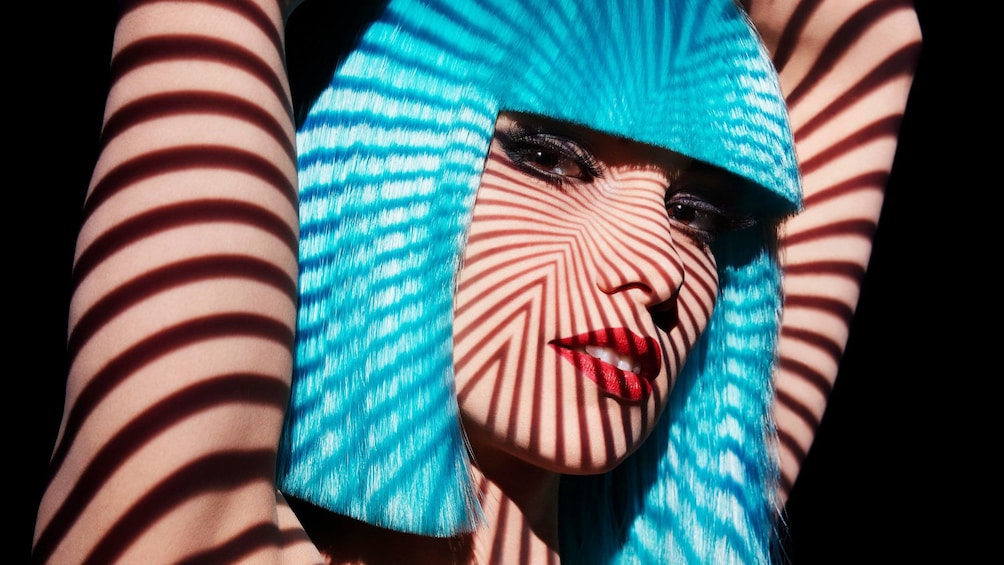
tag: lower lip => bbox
[549,331,660,402]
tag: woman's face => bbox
[453,112,751,473]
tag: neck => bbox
[467,444,562,564]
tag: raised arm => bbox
[31,1,320,562]
[742,0,922,501]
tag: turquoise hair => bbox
[277,0,802,562]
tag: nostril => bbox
[592,247,685,306]
[649,301,678,332]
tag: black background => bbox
[20,1,957,562]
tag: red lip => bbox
[548,327,662,402]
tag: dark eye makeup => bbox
[666,169,756,244]
[496,121,602,187]
[495,114,756,244]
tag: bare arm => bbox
[743,0,922,501]
[31,1,320,562]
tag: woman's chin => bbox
[505,440,644,476]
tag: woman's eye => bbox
[520,147,586,179]
[666,197,720,233]
[498,127,601,186]
[666,193,754,244]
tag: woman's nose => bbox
[588,176,685,308]
[591,232,684,308]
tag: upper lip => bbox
[549,327,662,383]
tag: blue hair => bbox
[559,228,784,563]
[277,0,801,561]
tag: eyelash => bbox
[665,191,755,245]
[497,123,603,188]
[496,120,754,244]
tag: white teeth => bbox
[583,345,641,373]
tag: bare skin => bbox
[31,1,921,563]
[292,111,741,564]
[741,0,922,501]
[451,112,735,562]
[32,1,320,562]
[454,113,724,476]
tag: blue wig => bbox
[277,0,801,562]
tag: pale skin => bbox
[33,1,317,562]
[451,112,737,562]
[289,110,742,564]
[455,112,729,475]
[740,0,921,500]
[32,1,920,563]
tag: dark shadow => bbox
[777,1,959,562]
[285,0,390,128]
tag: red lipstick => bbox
[549,327,662,402]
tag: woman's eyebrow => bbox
[504,112,590,138]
